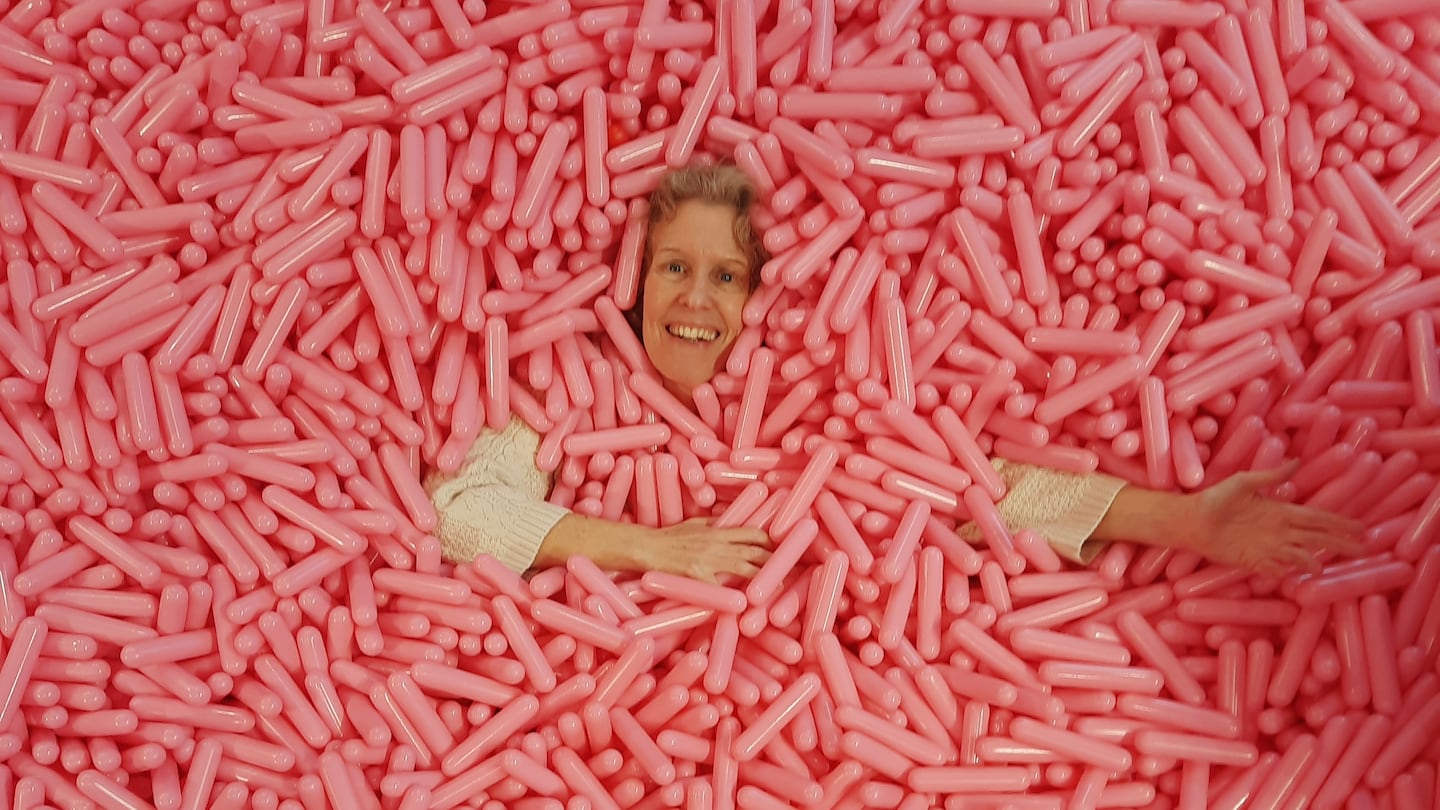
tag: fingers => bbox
[717,527,772,547]
[1289,504,1366,537]
[1283,505,1368,554]
[1241,459,1301,495]
[651,523,775,582]
[661,522,769,548]
[1278,544,1323,575]
[711,543,768,565]
[1318,532,1367,557]
[1251,544,1320,578]
[703,552,767,583]
[726,544,770,576]
[688,539,772,583]
[706,563,759,584]
[1291,527,1366,558]
[729,561,762,580]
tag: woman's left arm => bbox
[1092,461,1366,576]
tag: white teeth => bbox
[669,325,719,342]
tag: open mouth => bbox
[667,325,720,343]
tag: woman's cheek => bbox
[722,293,747,333]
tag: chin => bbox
[655,361,713,397]
[662,372,707,396]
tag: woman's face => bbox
[641,200,752,400]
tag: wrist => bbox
[538,514,650,573]
[612,526,658,572]
[1164,491,1212,552]
[1095,486,1206,552]
[586,519,657,573]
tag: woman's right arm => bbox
[429,417,769,582]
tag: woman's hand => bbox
[1183,461,1367,576]
[535,514,770,583]
[642,518,772,583]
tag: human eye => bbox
[719,266,748,287]
[665,260,684,275]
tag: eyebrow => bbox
[652,246,747,269]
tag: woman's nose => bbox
[680,272,712,305]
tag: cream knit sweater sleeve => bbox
[962,458,1129,564]
[425,416,569,573]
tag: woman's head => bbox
[635,164,768,399]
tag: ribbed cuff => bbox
[495,500,571,573]
[1047,476,1129,565]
